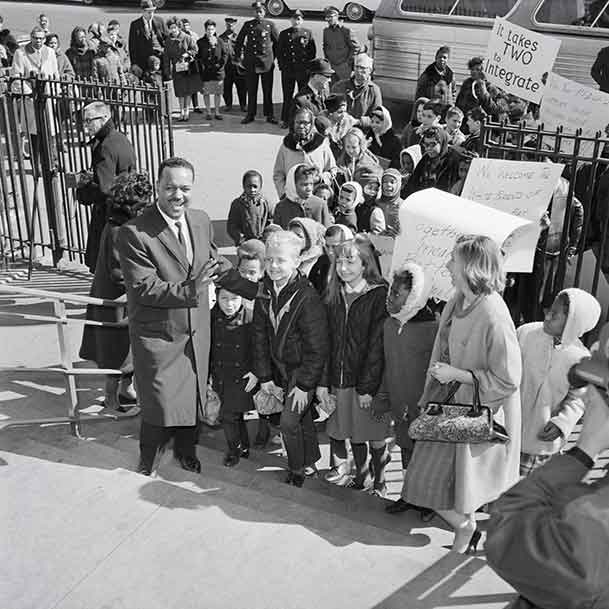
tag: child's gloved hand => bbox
[243,372,258,393]
[537,421,563,442]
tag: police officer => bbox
[276,9,316,129]
[220,17,247,113]
[235,1,279,124]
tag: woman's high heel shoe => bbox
[465,529,482,555]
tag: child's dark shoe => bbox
[239,447,250,459]
[291,473,305,488]
[223,453,240,467]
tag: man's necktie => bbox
[175,221,187,257]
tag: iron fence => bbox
[478,119,609,324]
[0,74,173,270]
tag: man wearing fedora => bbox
[292,58,334,118]
[322,5,362,83]
[128,0,167,73]
[277,9,316,129]
[234,1,279,125]
[220,17,247,113]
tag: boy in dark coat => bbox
[253,230,329,487]
[211,269,260,467]
[227,170,271,245]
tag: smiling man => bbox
[118,157,224,477]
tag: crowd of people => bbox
[3,4,609,609]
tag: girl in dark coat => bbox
[403,126,451,198]
[197,20,228,120]
[365,106,402,170]
[79,171,152,411]
[210,269,260,467]
[317,235,390,496]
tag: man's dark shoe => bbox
[177,455,201,473]
[193,107,203,113]
[279,121,288,129]
[223,453,240,467]
[266,116,278,125]
[239,447,250,459]
[137,460,152,476]
[385,498,414,514]
[291,473,305,488]
[240,105,247,113]
[241,116,255,124]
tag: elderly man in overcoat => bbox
[118,157,221,475]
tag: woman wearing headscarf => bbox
[164,16,200,121]
[403,126,451,198]
[365,106,402,170]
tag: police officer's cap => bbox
[324,5,340,15]
[225,16,238,23]
[251,1,265,9]
[292,9,304,17]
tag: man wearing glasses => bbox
[77,102,136,272]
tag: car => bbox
[264,0,379,21]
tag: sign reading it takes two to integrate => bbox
[484,18,561,104]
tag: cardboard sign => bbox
[461,158,564,271]
[484,18,561,104]
[540,72,609,157]
[369,235,395,280]
[391,189,532,301]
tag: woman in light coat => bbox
[400,234,522,553]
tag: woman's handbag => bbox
[202,386,222,426]
[408,372,509,444]
[253,387,284,415]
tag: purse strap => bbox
[468,370,482,415]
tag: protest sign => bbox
[484,18,561,104]
[539,72,609,157]
[461,158,564,271]
[369,235,394,279]
[391,189,532,301]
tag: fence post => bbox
[33,76,62,266]
[52,298,80,436]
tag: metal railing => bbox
[0,74,173,271]
[0,283,139,436]
[478,119,609,323]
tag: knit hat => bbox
[215,268,259,300]
[557,288,601,347]
[389,261,432,333]
[400,145,422,171]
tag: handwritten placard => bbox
[391,189,532,301]
[369,235,395,279]
[461,158,564,271]
[484,18,560,104]
[540,72,609,157]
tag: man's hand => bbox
[243,372,258,393]
[577,385,609,460]
[358,393,372,409]
[194,258,219,293]
[289,386,309,413]
[537,421,563,442]
[316,386,330,409]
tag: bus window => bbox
[536,0,609,28]
[399,0,516,18]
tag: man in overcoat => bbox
[117,157,221,475]
[77,101,136,272]
[219,17,247,113]
[128,0,167,73]
[234,1,279,124]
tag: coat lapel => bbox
[186,209,207,276]
[150,206,190,272]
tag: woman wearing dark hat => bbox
[163,16,199,121]
[210,269,260,467]
[197,19,229,120]
[79,171,152,411]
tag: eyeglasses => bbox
[83,116,105,124]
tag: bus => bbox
[370,0,609,100]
